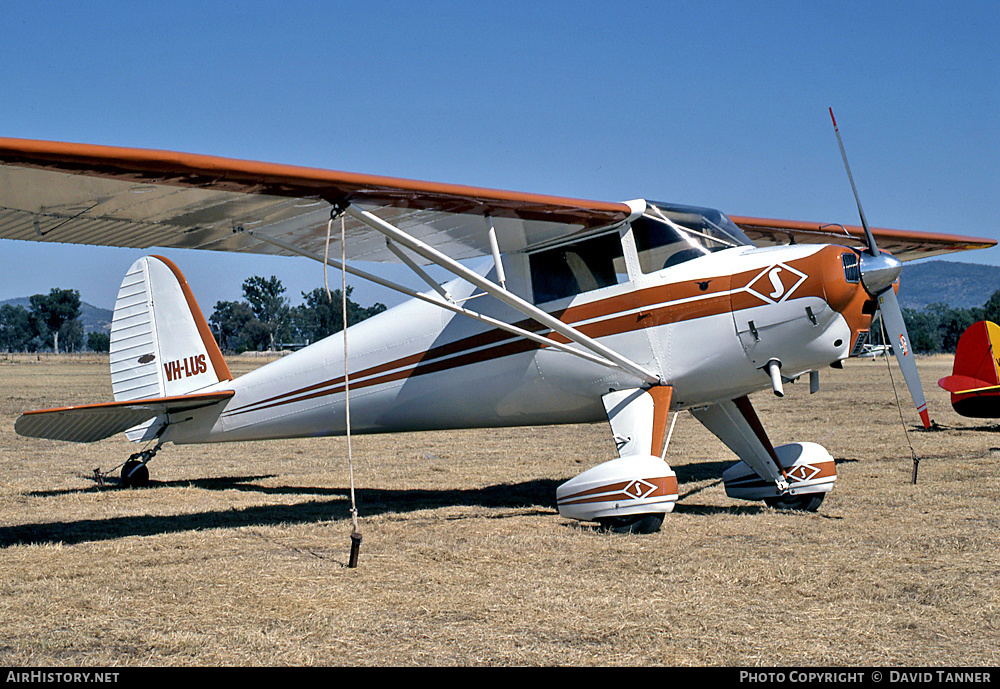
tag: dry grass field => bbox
[0,352,997,666]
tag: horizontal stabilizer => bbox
[937,375,1000,396]
[15,391,234,443]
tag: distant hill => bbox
[899,260,1000,311]
[0,297,112,334]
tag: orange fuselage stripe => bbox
[224,247,866,418]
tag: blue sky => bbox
[2,1,997,310]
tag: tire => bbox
[596,513,664,534]
[121,460,149,488]
[764,492,824,512]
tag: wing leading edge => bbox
[0,137,993,264]
[0,137,633,263]
[732,216,995,263]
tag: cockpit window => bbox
[632,202,753,274]
[529,230,627,304]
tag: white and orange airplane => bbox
[0,114,994,532]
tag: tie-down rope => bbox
[328,212,362,566]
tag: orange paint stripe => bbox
[648,386,673,456]
[224,251,846,418]
[22,390,234,416]
[557,476,678,505]
[227,337,541,417]
[151,255,233,382]
[0,137,632,228]
[224,291,726,418]
[733,395,783,474]
[730,215,996,252]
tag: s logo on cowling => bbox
[745,263,809,305]
[768,267,785,299]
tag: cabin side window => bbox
[529,231,627,304]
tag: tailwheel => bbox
[596,513,665,535]
[119,443,160,489]
[763,492,824,512]
[121,460,149,488]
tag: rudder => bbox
[938,320,1000,418]
[111,255,232,404]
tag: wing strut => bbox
[343,204,663,386]
[384,239,453,302]
[238,226,629,373]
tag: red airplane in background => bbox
[939,321,1000,418]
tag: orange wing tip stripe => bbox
[150,255,233,383]
[15,391,235,443]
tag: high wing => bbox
[731,216,994,262]
[0,137,993,262]
[0,137,635,264]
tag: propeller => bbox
[830,108,931,429]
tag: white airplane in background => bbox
[0,115,994,533]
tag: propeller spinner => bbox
[830,108,931,429]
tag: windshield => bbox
[632,201,754,274]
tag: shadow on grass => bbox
[1,479,563,547]
[29,475,283,497]
[5,458,834,546]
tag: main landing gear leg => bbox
[121,443,162,488]
[691,397,836,510]
[557,387,678,534]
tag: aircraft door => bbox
[529,227,659,396]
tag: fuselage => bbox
[163,237,874,445]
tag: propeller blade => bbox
[877,287,931,429]
[830,107,930,429]
[830,107,879,256]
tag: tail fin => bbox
[111,255,232,403]
[938,320,1000,417]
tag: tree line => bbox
[0,277,386,354]
[209,276,386,352]
[0,288,106,353]
[901,289,1000,354]
[7,279,996,356]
